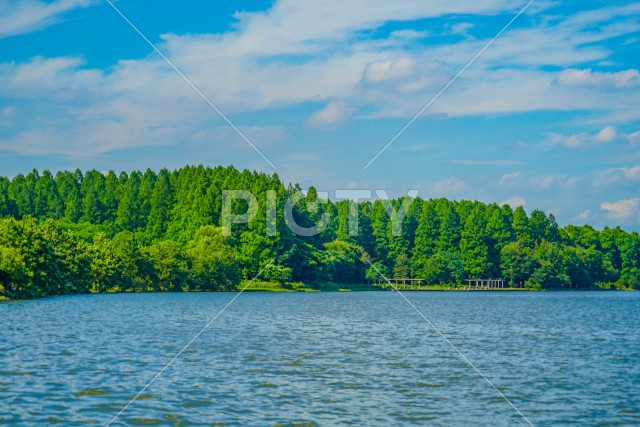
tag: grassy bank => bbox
[240,281,382,292]
[240,281,318,292]
[237,281,535,292]
[4,283,630,301]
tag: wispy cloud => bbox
[498,172,524,186]
[428,177,467,197]
[550,126,639,148]
[601,197,640,222]
[594,165,640,188]
[556,68,640,88]
[578,209,591,220]
[307,101,354,126]
[0,1,639,159]
[498,172,577,191]
[0,0,95,39]
[453,159,522,166]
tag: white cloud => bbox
[0,55,288,157]
[1,56,102,99]
[225,0,517,56]
[595,126,617,142]
[449,22,474,36]
[620,165,640,179]
[1,1,640,158]
[594,165,640,188]
[564,134,584,148]
[363,56,419,83]
[600,197,640,222]
[530,175,556,190]
[501,196,526,208]
[498,172,524,186]
[556,68,640,88]
[497,171,577,192]
[389,29,431,40]
[554,126,638,148]
[358,55,448,105]
[429,177,466,197]
[0,0,94,39]
[307,101,354,125]
[578,210,591,220]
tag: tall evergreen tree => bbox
[102,171,119,223]
[147,168,174,239]
[513,206,530,244]
[81,170,106,223]
[34,170,64,218]
[116,170,141,231]
[460,206,491,278]
[412,201,440,277]
[8,173,34,218]
[436,200,461,253]
[0,177,14,217]
[56,171,82,223]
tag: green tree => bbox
[147,168,174,239]
[619,236,640,289]
[393,253,411,278]
[56,171,82,222]
[81,170,107,223]
[0,245,26,298]
[187,226,241,291]
[500,240,536,286]
[436,200,461,253]
[40,220,92,294]
[370,201,390,266]
[529,242,570,289]
[263,264,293,284]
[422,251,464,285]
[34,170,64,218]
[102,171,119,223]
[365,261,389,284]
[512,206,530,244]
[88,232,124,293]
[0,177,17,218]
[321,239,366,284]
[116,171,141,231]
[460,207,491,278]
[112,231,157,291]
[147,240,190,292]
[412,202,440,277]
[8,173,34,218]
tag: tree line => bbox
[1,165,639,299]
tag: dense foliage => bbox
[1,165,639,299]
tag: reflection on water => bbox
[1,291,639,426]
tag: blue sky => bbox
[0,0,639,229]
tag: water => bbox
[1,291,639,426]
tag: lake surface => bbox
[1,291,639,426]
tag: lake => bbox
[1,291,639,426]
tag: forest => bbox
[1,165,639,300]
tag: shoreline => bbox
[2,285,633,302]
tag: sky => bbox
[0,0,639,230]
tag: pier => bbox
[464,279,505,289]
[379,278,425,289]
